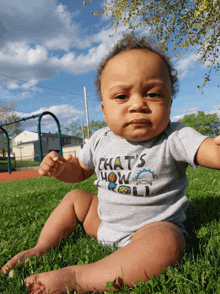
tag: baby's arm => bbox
[195,135,220,169]
[38,151,94,183]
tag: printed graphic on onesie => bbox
[95,154,158,197]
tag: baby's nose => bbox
[129,95,149,112]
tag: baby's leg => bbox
[25,221,185,294]
[73,221,186,292]
[1,189,101,274]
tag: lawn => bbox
[0,160,40,170]
[0,160,16,171]
[0,166,220,293]
[15,160,40,168]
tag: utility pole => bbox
[82,121,85,145]
[84,87,90,139]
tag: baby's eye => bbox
[147,93,164,98]
[115,94,128,100]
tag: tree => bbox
[62,119,107,138]
[179,111,220,137]
[0,102,22,156]
[84,0,220,91]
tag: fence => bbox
[14,150,78,161]
[0,156,16,171]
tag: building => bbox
[12,131,83,161]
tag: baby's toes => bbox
[25,274,46,294]
[1,261,13,274]
[1,254,28,274]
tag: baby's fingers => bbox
[38,152,62,176]
[63,153,73,162]
[38,160,56,177]
[38,164,57,177]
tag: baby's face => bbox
[100,49,172,142]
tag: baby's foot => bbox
[25,267,77,294]
[1,247,42,274]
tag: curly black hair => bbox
[94,32,179,101]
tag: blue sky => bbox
[0,0,219,134]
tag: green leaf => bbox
[0,248,10,256]
[89,0,220,89]
[77,260,84,265]
[106,281,114,289]
[106,278,117,289]
[179,111,220,137]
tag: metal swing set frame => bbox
[0,111,63,174]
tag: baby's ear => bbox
[101,101,106,118]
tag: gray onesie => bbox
[78,122,207,247]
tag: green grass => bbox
[0,160,40,170]
[15,160,40,168]
[0,167,220,293]
[0,160,16,171]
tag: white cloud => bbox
[204,104,220,116]
[43,36,73,52]
[171,104,220,122]
[1,0,55,14]
[0,0,126,93]
[0,0,140,100]
[0,0,88,52]
[55,3,72,26]
[60,43,109,74]
[7,81,19,90]
[179,107,200,113]
[27,45,48,65]
[175,53,200,79]
[170,114,187,122]
[21,79,39,90]
[21,92,31,98]
[15,104,84,131]
[176,54,199,71]
[5,78,43,96]
[0,26,125,91]
[171,106,201,122]
[210,104,220,112]
[100,0,113,20]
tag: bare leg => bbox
[0,189,101,275]
[25,221,186,294]
[2,188,186,293]
[74,221,186,292]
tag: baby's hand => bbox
[38,151,73,178]
[215,135,220,146]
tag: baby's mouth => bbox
[128,119,152,126]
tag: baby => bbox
[1,33,220,294]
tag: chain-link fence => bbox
[0,156,16,172]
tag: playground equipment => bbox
[0,111,63,174]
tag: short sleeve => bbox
[167,124,208,169]
[78,137,95,169]
[78,126,111,170]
